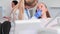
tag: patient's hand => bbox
[3,16,11,21]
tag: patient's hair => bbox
[12,0,18,5]
[42,3,51,18]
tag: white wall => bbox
[41,0,60,7]
[0,0,12,16]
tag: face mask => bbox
[34,9,42,18]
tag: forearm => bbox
[18,0,24,20]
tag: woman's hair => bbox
[36,2,51,18]
[42,3,51,18]
[12,0,18,5]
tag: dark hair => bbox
[46,11,51,18]
[12,1,18,5]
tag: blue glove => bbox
[34,9,42,18]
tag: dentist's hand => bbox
[34,9,42,18]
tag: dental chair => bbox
[14,18,58,34]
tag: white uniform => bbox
[10,9,20,34]
[30,16,37,20]
[11,9,19,22]
[23,9,30,20]
[11,9,31,21]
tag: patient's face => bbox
[37,3,48,12]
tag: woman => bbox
[2,1,19,34]
[35,2,51,19]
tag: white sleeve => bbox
[23,9,29,20]
[15,9,19,20]
[30,16,37,20]
[23,12,29,20]
[28,10,31,18]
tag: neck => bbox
[41,11,47,18]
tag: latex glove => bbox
[34,9,42,18]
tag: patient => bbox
[34,2,51,19]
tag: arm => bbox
[11,0,24,20]
[18,0,24,20]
